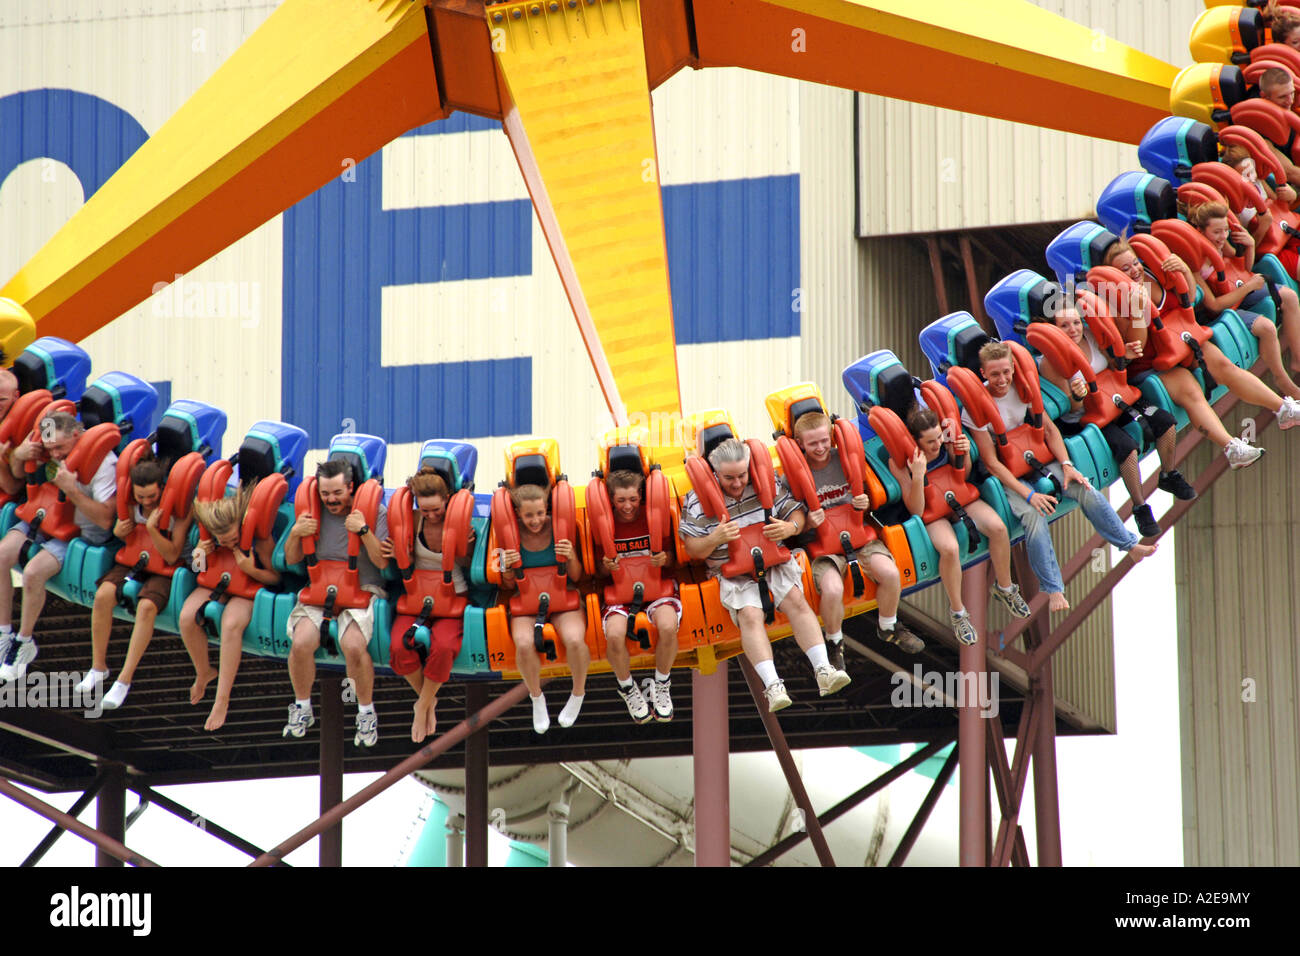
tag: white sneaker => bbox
[616,680,651,724]
[764,679,792,713]
[76,669,108,694]
[0,633,11,673]
[101,681,130,710]
[1279,397,1300,431]
[354,709,378,747]
[0,637,36,682]
[282,702,315,738]
[814,663,851,697]
[950,610,978,646]
[643,677,674,722]
[1223,438,1264,470]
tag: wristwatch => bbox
[357,524,370,537]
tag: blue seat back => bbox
[419,439,477,492]
[919,312,989,384]
[156,400,226,466]
[79,372,159,449]
[13,337,92,402]
[1138,116,1218,186]
[841,350,915,439]
[1045,221,1119,287]
[1096,171,1177,237]
[234,420,310,496]
[985,270,1062,346]
[328,432,386,485]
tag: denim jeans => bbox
[1005,462,1138,594]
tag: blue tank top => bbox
[520,541,557,569]
[925,447,950,473]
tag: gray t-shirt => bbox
[809,457,852,510]
[315,502,389,590]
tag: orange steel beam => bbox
[688,0,1175,144]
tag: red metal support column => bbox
[464,682,490,868]
[746,734,955,867]
[888,745,959,866]
[22,772,106,867]
[692,661,730,867]
[0,776,157,867]
[959,561,988,866]
[320,675,343,867]
[739,658,836,867]
[96,760,126,868]
[1031,657,1063,866]
[250,681,533,867]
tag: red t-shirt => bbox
[603,512,651,562]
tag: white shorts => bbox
[287,587,384,647]
[602,596,683,631]
[717,558,804,625]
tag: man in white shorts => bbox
[282,459,388,746]
[0,411,117,683]
[679,438,848,712]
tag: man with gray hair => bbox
[679,437,850,712]
[0,411,117,682]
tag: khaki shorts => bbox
[717,558,805,625]
[287,587,384,647]
[812,539,892,592]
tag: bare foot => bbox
[190,668,217,705]
[424,704,437,741]
[1048,592,1070,613]
[412,700,432,743]
[204,697,229,732]
[1128,542,1158,562]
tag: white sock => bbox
[617,677,635,689]
[654,670,671,683]
[824,630,843,644]
[996,583,1015,593]
[76,668,108,693]
[558,694,584,728]
[878,615,897,630]
[15,634,32,643]
[754,659,779,688]
[295,698,312,711]
[805,643,830,670]
[102,681,131,709]
[531,693,550,734]
[357,702,374,715]
[952,606,968,617]
[0,625,11,637]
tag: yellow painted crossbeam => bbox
[492,0,682,425]
[3,0,444,342]
[690,0,1177,144]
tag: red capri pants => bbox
[389,616,464,683]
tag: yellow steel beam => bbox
[3,0,444,342]
[492,0,682,425]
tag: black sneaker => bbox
[1157,470,1197,501]
[878,623,925,654]
[1133,503,1161,538]
[825,636,846,673]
